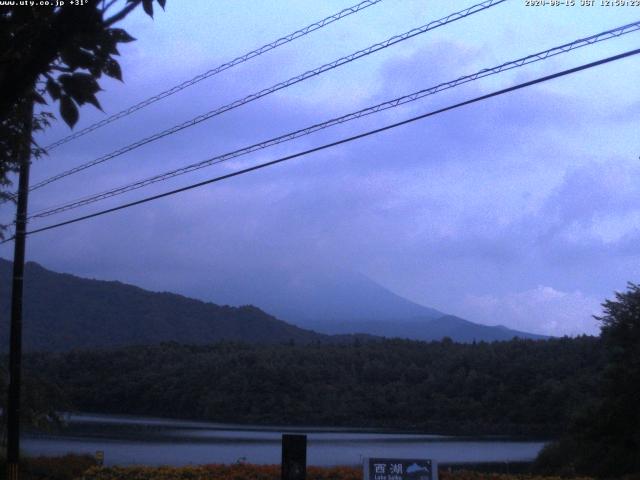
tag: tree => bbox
[535,283,640,477]
[0,0,166,216]
[0,1,168,470]
[0,363,70,446]
[592,283,640,475]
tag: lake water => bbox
[23,413,547,467]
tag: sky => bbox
[2,0,639,336]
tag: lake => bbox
[23,413,547,467]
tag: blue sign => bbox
[364,458,436,480]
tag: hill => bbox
[205,269,446,324]
[0,258,545,350]
[195,268,545,341]
[0,258,327,351]
[305,315,547,342]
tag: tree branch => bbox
[101,0,120,14]
[104,0,141,27]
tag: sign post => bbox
[282,434,306,480]
[364,458,437,480]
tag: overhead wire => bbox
[26,0,506,194]
[26,19,640,220]
[6,47,637,242]
[42,0,385,151]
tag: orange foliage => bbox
[0,454,96,480]
[80,463,362,480]
[440,472,592,480]
[79,464,595,480]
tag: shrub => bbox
[0,454,96,480]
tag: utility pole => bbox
[6,98,34,480]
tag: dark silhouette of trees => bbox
[535,283,640,477]
[22,336,604,436]
[0,1,168,437]
[0,0,166,209]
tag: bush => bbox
[79,464,361,480]
[78,465,593,480]
[0,454,96,480]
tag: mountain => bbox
[197,269,446,325]
[0,258,545,351]
[0,258,328,351]
[195,269,545,342]
[305,315,547,342]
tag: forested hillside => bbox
[0,259,327,350]
[26,336,603,436]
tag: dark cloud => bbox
[2,34,638,336]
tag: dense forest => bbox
[23,336,603,436]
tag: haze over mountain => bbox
[0,258,545,351]
[196,269,445,324]
[194,268,546,341]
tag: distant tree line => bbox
[21,336,603,437]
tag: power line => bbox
[10,47,638,241]
[27,0,505,194]
[27,20,640,220]
[43,0,385,151]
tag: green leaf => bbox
[110,28,136,44]
[60,96,78,128]
[142,0,153,17]
[46,78,61,100]
[86,94,103,111]
[89,64,102,77]
[59,73,102,109]
[101,38,120,56]
[103,58,122,81]
[60,47,95,70]
[33,92,47,105]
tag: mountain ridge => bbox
[194,268,446,325]
[0,258,330,351]
[305,314,547,342]
[0,258,545,350]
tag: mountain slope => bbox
[0,259,327,351]
[210,269,545,342]
[196,269,446,325]
[0,258,545,350]
[305,315,547,342]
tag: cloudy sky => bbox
[2,0,639,336]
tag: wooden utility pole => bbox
[6,99,34,480]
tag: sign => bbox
[364,458,436,480]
